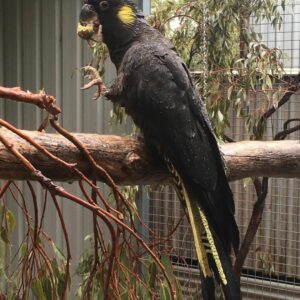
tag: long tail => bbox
[167,162,241,299]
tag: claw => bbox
[80,66,107,100]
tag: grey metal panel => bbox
[0,0,119,294]
[22,0,41,130]
[2,1,22,126]
[140,0,151,15]
[0,1,153,294]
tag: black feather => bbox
[81,3,241,298]
[121,42,241,299]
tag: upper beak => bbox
[78,4,102,41]
[79,4,98,25]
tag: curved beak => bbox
[78,4,102,42]
[79,4,98,25]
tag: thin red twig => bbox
[51,194,71,300]
[0,86,61,116]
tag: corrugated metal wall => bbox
[0,1,149,296]
[0,0,119,132]
[0,0,125,294]
[1,0,299,298]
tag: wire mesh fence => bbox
[148,103,300,300]
[147,2,300,299]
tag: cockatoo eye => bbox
[99,1,110,11]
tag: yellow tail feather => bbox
[165,157,227,285]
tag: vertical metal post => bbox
[142,0,151,15]
[137,0,151,15]
[136,187,150,244]
[136,0,151,244]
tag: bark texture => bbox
[0,128,299,184]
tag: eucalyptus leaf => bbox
[161,254,183,300]
[51,242,66,262]
[159,282,171,300]
[32,279,46,300]
[5,210,16,233]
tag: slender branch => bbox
[254,73,300,137]
[0,181,11,199]
[26,182,39,246]
[274,118,300,140]
[50,118,139,231]
[0,86,61,116]
[0,128,176,300]
[234,177,269,278]
[51,194,71,300]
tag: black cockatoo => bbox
[79,1,240,298]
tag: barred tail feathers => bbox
[166,159,240,299]
[182,186,224,282]
[182,183,240,299]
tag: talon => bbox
[80,66,107,99]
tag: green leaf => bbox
[21,243,29,259]
[42,278,53,300]
[147,261,158,289]
[161,255,183,299]
[5,210,16,232]
[160,282,171,300]
[0,238,6,274]
[265,75,272,88]
[120,283,131,300]
[136,282,150,300]
[51,242,66,262]
[0,227,9,244]
[32,278,46,300]
[51,259,60,279]
[161,255,174,280]
[84,234,93,242]
[227,85,234,100]
[120,248,130,269]
[250,77,256,91]
[57,277,66,299]
[50,258,67,297]
[217,110,224,122]
[243,177,252,189]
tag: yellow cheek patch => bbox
[117,5,135,25]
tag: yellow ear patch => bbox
[117,5,135,25]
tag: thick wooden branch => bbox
[0,128,299,184]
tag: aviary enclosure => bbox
[0,0,299,299]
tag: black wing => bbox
[121,42,239,253]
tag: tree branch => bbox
[234,177,269,278]
[0,86,61,115]
[0,128,299,184]
[253,73,300,138]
